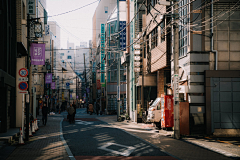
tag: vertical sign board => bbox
[27,0,36,15]
[119,21,126,51]
[117,86,120,101]
[174,74,179,101]
[45,73,52,84]
[51,82,55,89]
[92,62,96,83]
[100,24,105,85]
[31,43,45,65]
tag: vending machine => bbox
[161,94,174,128]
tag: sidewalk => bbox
[1,114,70,160]
[97,115,240,160]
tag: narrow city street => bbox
[0,0,240,159]
[61,109,238,160]
[62,109,175,159]
[1,108,239,160]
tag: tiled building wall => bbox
[157,70,165,97]
[204,1,240,70]
[16,0,27,48]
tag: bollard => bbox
[29,123,33,137]
[32,121,35,134]
[34,119,37,131]
[18,128,25,144]
[35,119,39,130]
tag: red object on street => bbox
[161,94,174,128]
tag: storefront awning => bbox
[17,42,28,56]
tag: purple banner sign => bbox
[45,73,52,84]
[31,43,45,65]
[86,88,90,93]
[51,82,55,89]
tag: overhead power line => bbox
[48,0,99,18]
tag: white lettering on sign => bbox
[167,97,172,110]
[18,78,28,81]
[174,74,179,101]
[134,50,141,55]
[134,44,140,49]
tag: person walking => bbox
[67,104,75,124]
[42,102,48,126]
[96,102,100,115]
[56,103,59,114]
[72,101,77,121]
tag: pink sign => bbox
[51,82,55,89]
[31,43,45,65]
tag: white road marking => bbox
[98,142,135,156]
[75,120,94,125]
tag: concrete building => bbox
[123,0,240,136]
[0,0,17,133]
[92,0,117,112]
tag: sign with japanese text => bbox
[174,74,179,101]
[31,43,45,65]
[100,23,105,84]
[27,0,36,15]
[45,73,52,84]
[119,21,126,51]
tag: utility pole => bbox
[26,14,30,141]
[84,53,88,111]
[117,0,121,120]
[141,38,144,116]
[172,1,180,139]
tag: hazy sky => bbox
[46,0,99,49]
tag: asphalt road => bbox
[62,108,176,159]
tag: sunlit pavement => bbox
[6,114,70,160]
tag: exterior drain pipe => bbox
[211,0,218,70]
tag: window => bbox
[60,53,64,56]
[67,56,71,59]
[151,27,158,49]
[104,6,108,13]
[69,47,71,49]
[179,0,188,57]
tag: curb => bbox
[60,118,75,160]
[182,139,240,159]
